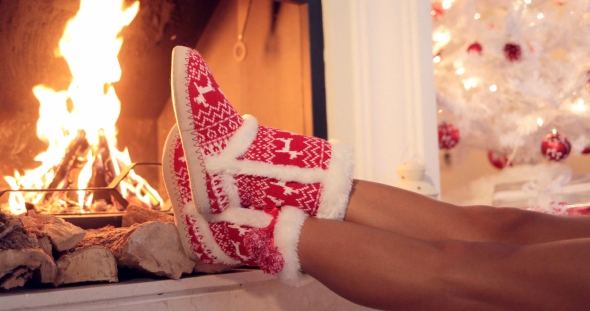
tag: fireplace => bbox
[0,0,326,218]
[0,0,340,304]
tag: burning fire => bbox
[2,0,163,215]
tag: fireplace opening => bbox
[0,0,219,217]
[0,0,324,222]
[0,0,325,294]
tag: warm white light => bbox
[463,78,478,90]
[489,85,497,92]
[474,13,481,20]
[537,13,544,19]
[438,109,443,114]
[442,0,452,9]
[432,30,451,54]
[456,67,465,75]
[433,55,441,63]
[573,99,587,112]
[524,0,531,4]
[537,118,544,127]
[433,32,451,45]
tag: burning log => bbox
[46,129,90,190]
[79,222,195,279]
[87,129,117,204]
[0,211,57,289]
[53,246,117,286]
[96,128,117,185]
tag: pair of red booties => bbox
[162,46,354,286]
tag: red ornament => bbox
[540,130,571,161]
[438,122,460,150]
[582,146,590,154]
[431,2,444,21]
[487,150,512,169]
[503,43,522,62]
[467,42,483,55]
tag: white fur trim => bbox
[206,158,327,184]
[220,174,242,209]
[204,125,355,220]
[274,206,313,287]
[205,114,328,185]
[213,114,259,161]
[207,207,272,228]
[316,141,355,220]
[171,46,212,214]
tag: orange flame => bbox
[3,0,163,214]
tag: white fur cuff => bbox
[274,206,313,287]
[316,141,355,220]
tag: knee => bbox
[463,205,539,239]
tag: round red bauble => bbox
[540,130,571,161]
[487,150,512,169]
[431,2,444,20]
[582,146,590,154]
[467,42,483,55]
[438,122,460,150]
[503,43,522,62]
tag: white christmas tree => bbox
[432,0,590,166]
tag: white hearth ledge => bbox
[0,270,375,311]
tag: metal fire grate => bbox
[0,162,163,228]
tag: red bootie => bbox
[163,125,309,285]
[170,46,354,219]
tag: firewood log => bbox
[121,205,234,274]
[46,129,89,190]
[121,204,173,227]
[53,246,117,286]
[0,211,57,289]
[79,222,195,279]
[19,213,86,252]
[0,249,57,289]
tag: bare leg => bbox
[299,217,590,311]
[345,180,590,244]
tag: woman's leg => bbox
[344,180,590,244]
[299,217,590,311]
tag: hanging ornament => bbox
[431,2,444,21]
[233,0,253,62]
[503,43,522,62]
[487,150,512,169]
[582,146,590,155]
[467,42,483,55]
[540,129,571,161]
[438,122,460,150]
